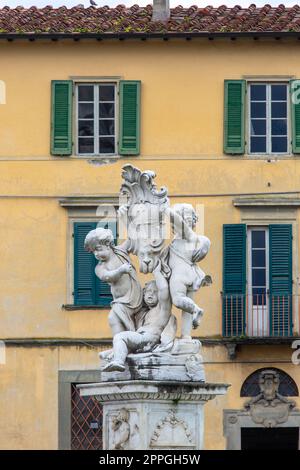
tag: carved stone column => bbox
[78,381,229,450]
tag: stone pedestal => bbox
[78,380,229,450]
[100,339,206,383]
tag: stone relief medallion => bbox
[150,410,194,448]
[228,415,238,424]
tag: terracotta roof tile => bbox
[1,4,300,35]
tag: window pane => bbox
[99,103,114,118]
[78,120,94,136]
[78,103,94,119]
[99,120,115,136]
[271,119,287,136]
[99,137,115,154]
[252,250,266,267]
[252,287,267,305]
[78,85,94,101]
[252,269,266,286]
[99,85,115,102]
[78,138,94,154]
[251,137,266,153]
[271,84,287,101]
[251,85,266,101]
[252,230,265,248]
[271,102,287,118]
[272,137,288,153]
[251,119,266,136]
[251,102,266,118]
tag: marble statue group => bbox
[84,165,211,381]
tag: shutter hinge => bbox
[72,291,74,296]
[72,233,74,238]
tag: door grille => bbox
[71,383,103,450]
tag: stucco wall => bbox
[1,37,300,449]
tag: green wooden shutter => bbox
[269,224,293,336]
[291,80,300,154]
[119,80,141,155]
[51,80,73,156]
[74,222,96,305]
[74,222,115,307]
[94,221,116,307]
[224,80,246,154]
[223,224,246,336]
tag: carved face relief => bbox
[138,243,161,274]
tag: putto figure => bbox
[167,203,211,339]
[84,227,143,335]
[102,261,172,372]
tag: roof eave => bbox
[0,31,299,41]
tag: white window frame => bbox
[75,82,118,157]
[247,81,291,156]
[247,226,269,337]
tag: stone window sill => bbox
[62,304,110,311]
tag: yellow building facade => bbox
[1,6,300,449]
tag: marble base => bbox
[100,339,205,383]
[78,380,229,450]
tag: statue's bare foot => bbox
[99,349,113,361]
[102,361,126,372]
[192,308,204,329]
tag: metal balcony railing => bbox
[222,293,295,338]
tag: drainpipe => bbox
[152,0,170,22]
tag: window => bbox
[73,221,116,307]
[223,79,300,156]
[247,227,269,336]
[249,83,289,155]
[76,83,117,156]
[51,80,141,157]
[223,223,293,337]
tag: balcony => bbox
[222,293,298,338]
